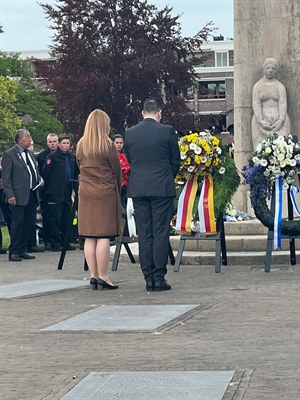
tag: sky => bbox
[0,0,233,52]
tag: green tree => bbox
[0,51,63,148]
[0,76,22,150]
[15,86,63,145]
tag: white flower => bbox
[280,161,286,168]
[290,159,297,166]
[189,143,197,150]
[282,182,289,190]
[260,159,268,167]
[252,156,259,164]
[263,170,270,177]
[201,156,207,164]
[194,146,202,154]
[180,152,187,160]
[265,147,272,154]
[187,166,195,172]
[256,144,262,152]
[277,153,285,161]
[216,147,222,154]
[219,167,225,174]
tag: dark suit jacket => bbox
[125,118,180,198]
[41,147,78,202]
[2,145,41,206]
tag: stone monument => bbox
[234,0,300,212]
[252,58,290,150]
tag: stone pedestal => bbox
[234,0,300,212]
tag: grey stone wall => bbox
[234,0,300,211]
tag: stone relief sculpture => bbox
[251,58,290,150]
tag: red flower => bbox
[119,153,130,187]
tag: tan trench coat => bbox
[76,145,122,237]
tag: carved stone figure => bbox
[251,58,290,150]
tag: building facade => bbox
[189,38,234,134]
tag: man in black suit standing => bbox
[36,133,59,250]
[2,129,43,261]
[125,98,180,291]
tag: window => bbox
[198,81,226,99]
[216,52,228,67]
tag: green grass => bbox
[1,226,10,249]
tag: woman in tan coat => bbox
[76,110,122,290]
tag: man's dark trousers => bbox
[47,184,72,249]
[9,191,37,255]
[133,196,174,282]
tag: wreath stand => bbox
[173,215,227,273]
[111,217,175,271]
[265,187,299,272]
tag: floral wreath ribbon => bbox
[175,174,217,234]
[274,180,300,250]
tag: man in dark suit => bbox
[125,98,180,291]
[36,133,59,250]
[2,129,44,261]
[41,134,77,251]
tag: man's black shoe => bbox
[9,254,22,262]
[26,246,45,253]
[146,279,154,292]
[51,247,62,252]
[154,280,171,292]
[0,248,7,254]
[18,253,36,260]
[45,243,52,251]
[66,244,76,251]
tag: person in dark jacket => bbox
[2,129,43,261]
[41,134,77,251]
[37,133,59,250]
[0,153,12,254]
[124,98,180,292]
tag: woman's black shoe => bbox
[90,278,98,290]
[97,278,118,290]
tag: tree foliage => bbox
[0,51,62,150]
[0,76,22,147]
[39,0,214,140]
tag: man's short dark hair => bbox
[15,129,28,143]
[58,134,70,143]
[113,134,123,141]
[143,98,162,114]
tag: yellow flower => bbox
[211,136,219,146]
[205,160,211,167]
[195,155,201,164]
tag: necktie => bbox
[24,150,38,189]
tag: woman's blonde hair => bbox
[77,109,112,157]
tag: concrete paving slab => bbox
[60,370,235,400]
[43,304,199,332]
[0,279,87,299]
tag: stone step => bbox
[223,221,268,235]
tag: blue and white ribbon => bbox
[274,177,283,250]
[289,185,300,216]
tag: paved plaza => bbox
[0,248,299,399]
